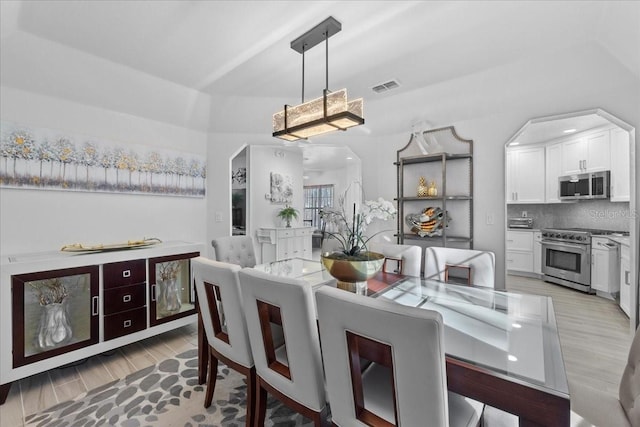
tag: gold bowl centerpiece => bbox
[320,184,396,294]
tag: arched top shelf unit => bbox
[395,126,474,250]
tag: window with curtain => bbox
[304,184,334,229]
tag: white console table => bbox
[256,227,313,263]
[0,240,204,404]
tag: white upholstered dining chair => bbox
[315,285,484,427]
[192,257,255,426]
[368,242,422,277]
[570,325,640,427]
[238,268,329,426]
[211,235,256,268]
[424,246,496,288]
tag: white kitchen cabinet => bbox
[590,237,619,298]
[620,242,631,317]
[610,128,631,202]
[545,143,563,203]
[561,131,610,175]
[533,231,542,275]
[506,230,534,274]
[257,227,313,263]
[506,146,545,204]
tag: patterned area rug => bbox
[24,349,316,427]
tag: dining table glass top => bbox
[370,275,569,397]
[253,257,569,398]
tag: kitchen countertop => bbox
[607,235,630,246]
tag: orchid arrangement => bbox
[320,185,396,258]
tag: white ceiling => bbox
[1,0,639,166]
[5,1,638,100]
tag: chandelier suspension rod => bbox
[301,44,306,103]
[325,31,329,91]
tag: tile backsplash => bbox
[507,200,632,231]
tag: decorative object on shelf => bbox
[61,237,162,252]
[427,180,438,197]
[30,278,73,349]
[270,172,293,204]
[319,183,396,293]
[405,207,451,237]
[417,176,429,197]
[277,205,299,228]
[272,16,364,142]
[0,121,206,197]
[156,261,182,314]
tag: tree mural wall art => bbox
[0,122,206,197]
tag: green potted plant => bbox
[277,205,299,228]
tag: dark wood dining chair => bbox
[369,242,422,277]
[424,247,496,288]
[315,285,484,427]
[238,268,329,427]
[192,257,256,427]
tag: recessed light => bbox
[346,157,353,160]
[509,142,520,146]
[512,323,522,328]
[508,354,518,362]
[563,129,577,134]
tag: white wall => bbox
[0,87,207,256]
[205,42,640,293]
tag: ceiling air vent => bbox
[372,79,400,94]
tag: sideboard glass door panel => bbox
[12,265,99,367]
[148,252,198,326]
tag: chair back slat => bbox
[256,300,291,379]
[346,331,397,427]
[204,282,229,343]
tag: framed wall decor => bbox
[270,172,293,204]
[0,121,206,197]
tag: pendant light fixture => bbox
[272,16,364,141]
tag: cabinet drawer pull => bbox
[151,284,156,301]
[123,294,132,303]
[122,270,131,278]
[92,296,99,316]
[124,320,132,328]
[626,271,631,285]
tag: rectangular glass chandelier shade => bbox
[273,88,364,141]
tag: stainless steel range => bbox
[540,228,630,293]
[541,228,593,293]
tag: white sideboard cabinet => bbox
[257,227,313,262]
[0,241,203,405]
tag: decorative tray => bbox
[61,238,162,252]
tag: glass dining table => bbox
[198,258,570,427]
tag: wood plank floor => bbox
[0,275,633,426]
[0,324,199,427]
[506,274,633,398]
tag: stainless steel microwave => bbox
[559,171,610,200]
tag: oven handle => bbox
[541,241,589,252]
